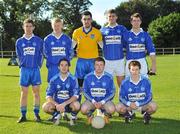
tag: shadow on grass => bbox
[0,74,19,77]
[51,117,180,134]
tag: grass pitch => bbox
[0,55,180,134]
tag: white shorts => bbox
[105,59,125,76]
[125,58,148,78]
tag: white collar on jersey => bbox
[23,34,34,40]
[106,23,118,28]
[94,71,105,79]
[131,28,143,36]
[130,75,142,85]
[59,72,70,82]
[52,32,63,39]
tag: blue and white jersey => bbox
[119,75,152,107]
[101,24,127,60]
[16,34,43,68]
[46,73,80,104]
[123,29,156,60]
[83,71,115,104]
[43,33,73,68]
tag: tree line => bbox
[0,0,180,51]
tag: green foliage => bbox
[115,0,180,30]
[148,13,180,47]
[50,0,92,35]
[0,55,180,134]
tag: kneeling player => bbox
[42,58,80,125]
[116,61,157,124]
[81,57,115,124]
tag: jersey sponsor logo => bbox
[90,34,95,39]
[57,90,70,99]
[51,47,66,56]
[23,47,35,55]
[90,88,106,97]
[128,92,146,101]
[129,44,145,52]
[105,35,121,45]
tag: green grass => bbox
[0,55,180,134]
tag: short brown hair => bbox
[94,57,105,65]
[128,60,141,70]
[23,18,35,26]
[130,13,142,21]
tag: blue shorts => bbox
[75,58,95,79]
[47,65,59,82]
[20,67,41,87]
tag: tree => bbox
[0,0,50,51]
[50,0,92,35]
[148,13,180,47]
[115,0,180,31]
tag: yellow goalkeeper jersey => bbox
[72,27,102,59]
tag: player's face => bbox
[52,22,63,34]
[129,65,140,76]
[131,17,142,29]
[81,15,92,28]
[59,61,69,74]
[94,61,105,74]
[107,13,117,25]
[23,23,34,35]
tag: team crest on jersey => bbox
[32,42,36,46]
[141,38,145,42]
[141,87,145,91]
[22,43,25,47]
[105,30,109,35]
[102,82,106,87]
[65,83,70,89]
[91,81,95,86]
[117,30,121,34]
[128,88,133,92]
[79,36,83,39]
[62,41,66,45]
[51,41,55,45]
[57,85,61,89]
[90,34,95,39]
[128,37,132,41]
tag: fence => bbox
[0,47,180,58]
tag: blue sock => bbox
[20,106,27,117]
[33,105,40,116]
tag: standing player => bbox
[42,58,80,126]
[116,61,157,124]
[81,57,115,124]
[123,13,156,77]
[72,11,103,88]
[16,19,43,123]
[101,9,127,87]
[44,18,73,82]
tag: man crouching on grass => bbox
[42,58,80,126]
[116,60,157,124]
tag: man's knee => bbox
[104,101,115,114]
[116,103,127,114]
[70,101,80,112]
[42,101,55,114]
